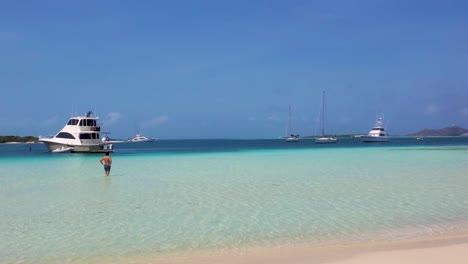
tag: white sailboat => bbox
[315,91,337,144]
[285,105,300,142]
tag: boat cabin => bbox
[66,118,101,131]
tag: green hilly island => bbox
[0,136,39,143]
[408,126,468,137]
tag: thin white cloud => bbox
[142,115,169,128]
[104,112,122,125]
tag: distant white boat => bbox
[361,116,389,142]
[101,132,125,143]
[315,91,337,144]
[285,106,300,142]
[128,134,155,142]
[315,136,337,143]
[285,135,300,142]
[102,137,125,143]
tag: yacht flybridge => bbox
[39,111,114,153]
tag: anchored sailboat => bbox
[285,105,300,142]
[315,91,337,144]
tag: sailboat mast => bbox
[321,91,325,136]
[288,105,292,135]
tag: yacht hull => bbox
[41,140,113,153]
[129,139,155,142]
[361,136,389,142]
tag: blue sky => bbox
[1,0,468,139]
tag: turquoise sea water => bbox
[1,138,468,263]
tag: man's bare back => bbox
[100,153,112,176]
[100,156,112,165]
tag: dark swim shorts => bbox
[104,165,111,172]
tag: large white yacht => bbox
[128,134,155,142]
[361,116,389,142]
[39,111,114,153]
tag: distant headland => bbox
[408,126,468,137]
[0,136,39,144]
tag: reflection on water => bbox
[104,176,111,188]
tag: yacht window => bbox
[86,119,96,126]
[79,120,84,126]
[56,132,75,139]
[67,119,78,125]
[79,133,92,139]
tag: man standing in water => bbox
[100,152,112,176]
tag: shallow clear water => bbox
[1,138,468,263]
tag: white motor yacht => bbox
[39,111,114,153]
[361,117,389,142]
[128,134,155,142]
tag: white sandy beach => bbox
[330,243,468,264]
[113,235,468,264]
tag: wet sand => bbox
[94,234,468,264]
